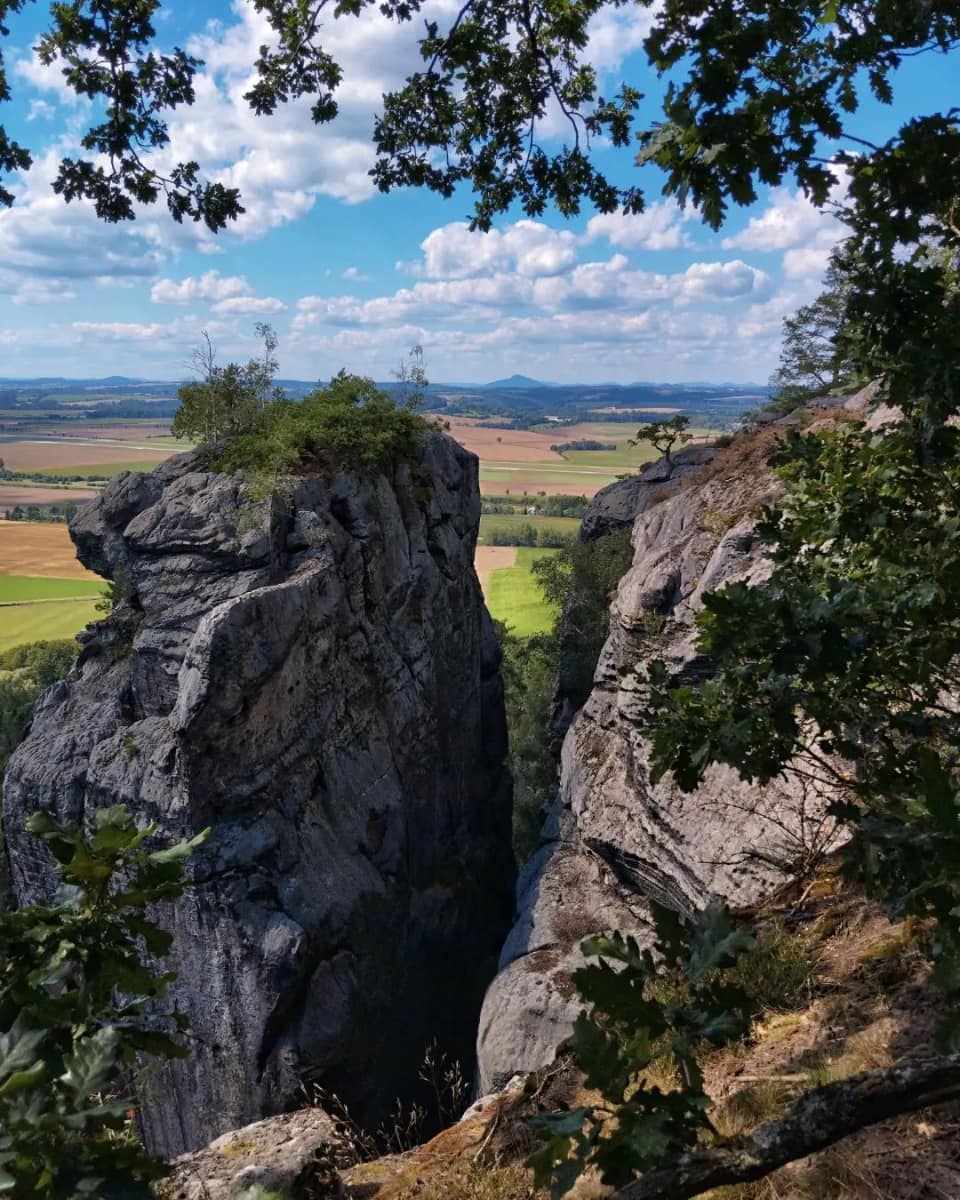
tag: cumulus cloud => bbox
[722,177,847,254]
[151,271,252,304]
[677,260,772,304]
[582,202,691,251]
[212,295,286,314]
[407,220,578,280]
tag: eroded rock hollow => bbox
[3,434,514,1157]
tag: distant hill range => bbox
[0,375,769,430]
[482,374,554,389]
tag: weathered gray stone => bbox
[3,432,514,1158]
[578,444,716,542]
[167,1108,344,1199]
[478,443,836,1093]
[551,444,719,744]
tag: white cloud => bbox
[212,295,286,314]
[151,271,252,304]
[722,179,847,253]
[582,202,690,251]
[10,279,78,306]
[342,266,370,282]
[678,260,772,303]
[782,244,834,280]
[71,320,180,341]
[26,100,55,122]
[583,4,659,72]
[409,220,578,280]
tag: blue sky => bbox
[0,1,955,384]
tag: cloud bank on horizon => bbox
[0,0,940,384]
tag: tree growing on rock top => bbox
[629,415,692,465]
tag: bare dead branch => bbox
[612,1056,960,1200]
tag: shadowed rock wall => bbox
[3,434,514,1157]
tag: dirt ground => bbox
[445,420,564,463]
[0,520,97,580]
[474,545,517,593]
[0,440,176,469]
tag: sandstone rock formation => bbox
[478,432,837,1092]
[551,443,718,743]
[168,1108,344,1200]
[3,435,514,1158]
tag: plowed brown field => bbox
[445,420,563,463]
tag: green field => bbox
[0,576,105,602]
[0,598,100,653]
[478,514,581,543]
[31,459,166,478]
[484,547,560,637]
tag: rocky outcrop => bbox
[578,443,716,542]
[478,432,835,1092]
[550,444,718,745]
[3,435,514,1158]
[168,1108,344,1200]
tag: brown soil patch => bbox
[475,546,517,592]
[0,440,175,469]
[0,520,97,580]
[446,420,564,463]
[0,483,99,507]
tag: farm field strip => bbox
[0,521,100,580]
[0,598,101,654]
[478,514,581,542]
[0,575,104,602]
[481,547,560,638]
[0,483,100,506]
[0,438,178,470]
[475,546,518,593]
[29,460,166,478]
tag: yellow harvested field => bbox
[0,520,99,581]
[1,439,176,470]
[445,419,564,463]
[475,545,517,592]
[0,482,99,506]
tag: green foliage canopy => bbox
[646,415,960,1046]
[629,415,691,464]
[767,257,862,412]
[0,805,207,1198]
[3,0,958,267]
[529,903,756,1198]
[0,640,76,777]
[213,369,430,478]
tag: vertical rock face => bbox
[551,444,718,744]
[2,434,514,1158]
[478,437,836,1092]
